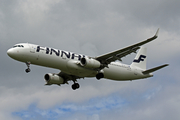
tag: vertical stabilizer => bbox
[131,47,147,70]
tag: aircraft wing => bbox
[95,29,159,64]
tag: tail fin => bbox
[131,47,147,70]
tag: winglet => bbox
[154,28,159,38]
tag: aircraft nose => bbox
[7,48,15,58]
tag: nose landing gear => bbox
[25,62,31,73]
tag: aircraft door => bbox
[29,44,36,53]
[134,68,138,76]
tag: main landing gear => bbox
[25,62,31,73]
[72,80,80,90]
[96,73,104,80]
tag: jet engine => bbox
[44,73,64,85]
[80,57,101,69]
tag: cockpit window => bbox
[13,45,24,48]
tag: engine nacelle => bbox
[44,73,64,85]
[80,57,101,69]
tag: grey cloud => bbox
[0,0,179,119]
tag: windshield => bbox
[13,45,24,48]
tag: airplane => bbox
[7,29,168,90]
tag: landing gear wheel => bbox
[25,62,31,73]
[72,83,80,90]
[75,83,80,89]
[72,84,76,90]
[25,68,31,73]
[96,73,104,80]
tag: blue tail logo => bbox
[133,55,146,63]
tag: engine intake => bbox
[80,57,101,69]
[44,73,64,85]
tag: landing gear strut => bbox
[25,62,31,73]
[71,80,80,90]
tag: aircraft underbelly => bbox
[103,65,139,80]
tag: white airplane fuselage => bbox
[7,29,169,90]
[7,43,152,81]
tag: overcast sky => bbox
[0,0,180,120]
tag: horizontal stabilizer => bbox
[142,64,169,74]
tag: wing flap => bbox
[142,64,169,74]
